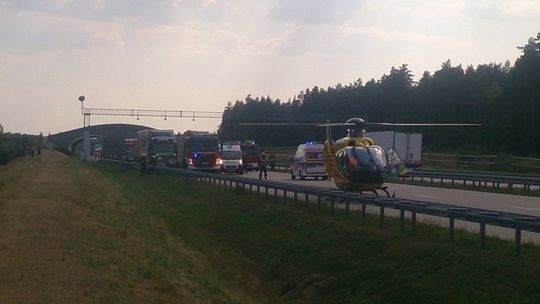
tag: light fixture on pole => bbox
[78,96,85,127]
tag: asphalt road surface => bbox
[241,170,540,243]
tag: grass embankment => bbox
[96,162,540,303]
[2,151,540,303]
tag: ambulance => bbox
[220,143,244,174]
[290,142,328,180]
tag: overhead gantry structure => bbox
[78,96,222,127]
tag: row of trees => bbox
[218,34,540,156]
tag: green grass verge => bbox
[94,162,540,304]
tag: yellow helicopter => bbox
[242,117,480,196]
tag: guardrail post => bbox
[379,205,384,228]
[265,186,269,198]
[449,217,455,241]
[515,224,521,256]
[273,188,277,202]
[257,185,260,196]
[480,220,486,249]
[411,211,416,233]
[331,197,335,213]
[400,208,405,231]
[317,195,321,210]
[304,193,309,206]
[346,200,350,216]
[361,201,366,220]
[283,190,287,203]
[294,191,298,203]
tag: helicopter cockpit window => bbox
[335,146,388,184]
[346,146,387,169]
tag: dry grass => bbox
[0,151,248,303]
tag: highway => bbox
[240,170,540,243]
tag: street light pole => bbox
[79,96,86,128]
[78,96,90,161]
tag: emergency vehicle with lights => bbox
[219,143,244,174]
[291,142,328,180]
[240,140,261,171]
[177,131,221,172]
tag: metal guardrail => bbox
[104,160,540,255]
[402,170,540,192]
[274,165,540,193]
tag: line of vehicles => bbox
[124,129,263,175]
[123,127,425,181]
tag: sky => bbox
[1,0,539,135]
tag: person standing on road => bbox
[269,154,275,171]
[259,153,268,179]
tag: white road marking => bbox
[508,205,540,212]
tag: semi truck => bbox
[177,131,221,172]
[134,130,176,166]
[365,131,422,168]
[123,138,137,161]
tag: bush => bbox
[0,143,17,165]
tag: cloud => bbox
[269,0,361,25]
[0,9,124,52]
[462,0,540,21]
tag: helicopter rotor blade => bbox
[239,122,357,127]
[316,122,356,127]
[239,122,320,126]
[366,122,482,127]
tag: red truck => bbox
[240,140,261,171]
[177,131,221,172]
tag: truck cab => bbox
[177,131,221,172]
[220,143,244,174]
[291,142,328,180]
[135,130,176,167]
[240,141,260,171]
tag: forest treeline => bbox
[218,34,540,157]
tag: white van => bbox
[291,142,328,180]
[220,143,244,174]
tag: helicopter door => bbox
[386,148,401,176]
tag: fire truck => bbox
[134,130,176,166]
[240,140,261,171]
[177,131,221,172]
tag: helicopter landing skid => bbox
[363,186,391,198]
